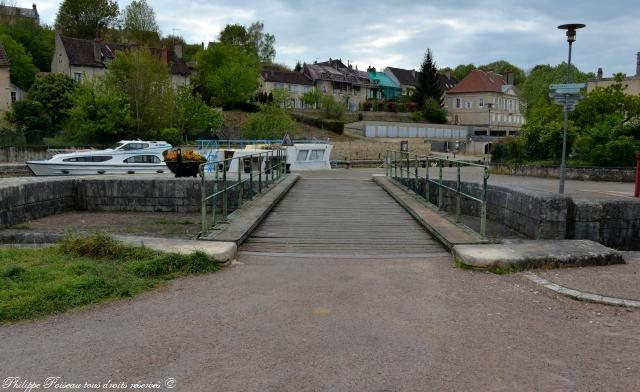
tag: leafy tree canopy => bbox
[519,62,594,111]
[194,43,260,108]
[218,21,275,63]
[122,0,160,46]
[0,34,37,90]
[478,60,525,85]
[0,20,54,72]
[241,104,295,140]
[8,100,51,143]
[452,64,476,81]
[173,87,223,141]
[55,0,119,39]
[27,74,77,131]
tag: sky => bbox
[25,0,640,76]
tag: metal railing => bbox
[385,150,490,239]
[199,149,287,237]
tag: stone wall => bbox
[331,140,430,160]
[395,176,640,250]
[0,147,50,162]
[0,178,77,227]
[491,163,637,182]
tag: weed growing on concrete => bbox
[0,233,220,323]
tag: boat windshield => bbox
[110,142,125,150]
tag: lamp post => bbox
[486,102,494,136]
[557,23,585,194]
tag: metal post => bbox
[258,153,262,193]
[212,163,218,225]
[455,162,461,222]
[271,150,275,184]
[559,40,573,194]
[425,157,430,202]
[406,152,410,180]
[438,159,443,210]
[222,160,228,222]
[480,167,489,240]
[249,156,254,201]
[635,153,640,198]
[237,157,243,208]
[414,154,418,192]
[200,164,207,235]
[394,151,398,179]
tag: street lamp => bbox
[557,23,585,194]
[486,102,494,136]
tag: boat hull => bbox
[26,161,169,176]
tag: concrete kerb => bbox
[523,272,640,308]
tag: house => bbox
[587,52,640,96]
[302,58,375,111]
[50,33,191,87]
[259,69,314,109]
[0,44,27,112]
[383,67,458,97]
[444,69,523,136]
[367,67,401,100]
[0,3,39,24]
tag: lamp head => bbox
[558,23,586,43]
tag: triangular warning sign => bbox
[282,132,294,146]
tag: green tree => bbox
[173,87,223,141]
[271,88,292,109]
[0,34,37,90]
[106,47,174,134]
[294,61,302,72]
[241,104,295,140]
[519,100,575,161]
[414,49,444,107]
[0,20,55,71]
[63,79,135,143]
[122,0,160,46]
[26,74,77,131]
[320,94,344,120]
[452,64,476,81]
[194,43,260,108]
[7,100,51,143]
[218,21,275,63]
[55,0,119,39]
[302,90,321,108]
[422,97,447,124]
[519,63,594,112]
[478,60,525,85]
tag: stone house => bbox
[587,52,640,96]
[0,44,27,112]
[259,69,314,109]
[445,69,524,136]
[0,3,39,24]
[302,59,375,111]
[383,66,458,97]
[51,32,191,87]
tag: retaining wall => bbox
[0,147,49,162]
[397,177,640,250]
[491,163,637,182]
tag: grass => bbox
[455,259,523,275]
[0,233,221,323]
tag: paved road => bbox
[1,171,639,391]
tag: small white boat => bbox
[26,140,172,176]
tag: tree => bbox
[0,20,55,72]
[27,74,77,131]
[294,61,302,72]
[414,49,444,108]
[173,87,223,141]
[0,34,37,90]
[478,60,525,85]
[422,97,447,124]
[7,100,51,143]
[320,94,344,120]
[452,64,476,81]
[302,90,321,109]
[63,79,135,143]
[519,63,594,111]
[241,104,295,140]
[106,47,174,134]
[122,0,160,46]
[218,21,275,63]
[519,100,574,161]
[55,0,119,39]
[271,88,292,109]
[194,43,260,108]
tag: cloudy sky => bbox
[26,0,640,76]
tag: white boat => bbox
[26,140,172,176]
[198,140,333,173]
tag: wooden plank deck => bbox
[241,173,446,257]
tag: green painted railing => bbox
[385,150,490,239]
[199,149,287,237]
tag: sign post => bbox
[635,153,640,198]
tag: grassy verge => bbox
[0,233,220,323]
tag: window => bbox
[455,98,461,108]
[308,150,325,161]
[296,150,309,161]
[10,91,16,103]
[465,101,472,109]
[63,156,112,162]
[121,143,150,150]
[479,98,484,108]
[74,72,82,82]
[124,155,160,163]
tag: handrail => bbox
[199,148,287,237]
[197,139,331,151]
[385,150,490,239]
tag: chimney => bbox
[597,67,603,79]
[93,38,102,63]
[161,46,168,65]
[173,39,182,59]
[636,52,640,76]
[411,69,416,78]
[505,69,514,85]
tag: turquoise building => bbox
[367,69,402,100]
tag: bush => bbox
[423,97,447,124]
[159,127,182,146]
[241,104,296,139]
[320,94,344,120]
[290,112,344,134]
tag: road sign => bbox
[553,88,583,94]
[549,83,586,90]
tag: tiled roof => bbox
[0,5,38,19]
[386,66,458,90]
[0,44,10,67]
[447,70,506,93]
[304,59,373,87]
[60,35,190,76]
[261,70,313,85]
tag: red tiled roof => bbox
[447,69,506,93]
